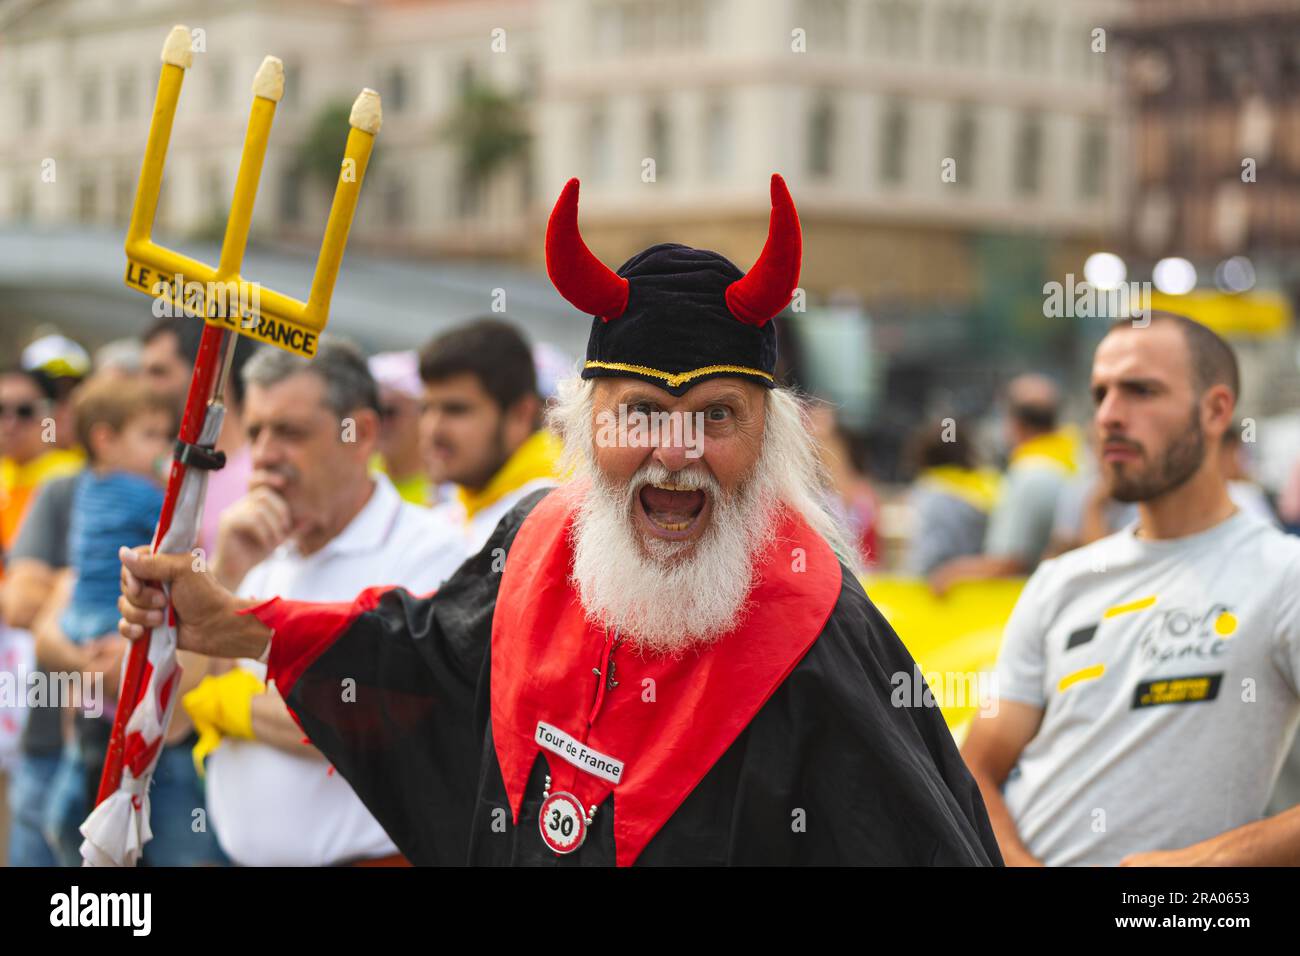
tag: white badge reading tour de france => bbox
[534,721,625,783]
[535,722,625,855]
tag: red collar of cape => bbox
[491,487,842,866]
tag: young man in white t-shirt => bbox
[962,312,1300,866]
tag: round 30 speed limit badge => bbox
[538,791,588,854]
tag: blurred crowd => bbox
[3,313,1299,866]
[0,316,571,866]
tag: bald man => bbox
[930,373,1077,593]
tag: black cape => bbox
[274,490,1002,866]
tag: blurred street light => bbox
[1214,256,1256,294]
[1084,252,1126,290]
[1152,257,1197,295]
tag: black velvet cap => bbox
[581,243,778,396]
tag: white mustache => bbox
[625,462,719,501]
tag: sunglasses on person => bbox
[0,401,44,422]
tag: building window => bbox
[1208,41,1247,102]
[879,100,909,185]
[704,97,732,180]
[78,175,97,222]
[281,59,300,108]
[279,167,301,224]
[519,56,540,100]
[1277,36,1300,89]
[456,173,480,218]
[81,75,100,124]
[388,66,409,113]
[934,3,959,61]
[205,167,225,220]
[1079,120,1107,199]
[647,105,672,180]
[605,0,707,56]
[1016,17,1050,71]
[457,60,476,95]
[948,106,977,189]
[117,67,135,120]
[872,0,921,58]
[799,0,849,52]
[593,4,620,56]
[208,58,229,111]
[624,3,649,52]
[808,94,837,179]
[586,107,612,183]
[155,178,169,229]
[385,176,407,226]
[14,183,34,222]
[23,80,41,129]
[956,7,987,63]
[1014,113,1043,195]
[115,168,134,224]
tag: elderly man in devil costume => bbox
[116,175,1001,866]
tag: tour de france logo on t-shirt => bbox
[1126,599,1237,710]
[1064,596,1241,710]
[1132,601,1239,666]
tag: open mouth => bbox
[636,480,709,538]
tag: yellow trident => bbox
[89,26,382,822]
[123,24,381,357]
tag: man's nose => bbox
[1095,391,1123,430]
[651,436,690,472]
[250,433,282,468]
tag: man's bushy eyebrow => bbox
[605,383,755,412]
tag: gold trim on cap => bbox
[583,360,774,388]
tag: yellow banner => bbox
[1149,290,1291,339]
[863,576,1025,741]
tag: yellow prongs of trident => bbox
[123,25,381,357]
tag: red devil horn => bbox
[724,174,802,327]
[545,178,629,321]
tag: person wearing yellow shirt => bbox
[905,419,1001,578]
[929,374,1078,594]
[0,368,84,575]
[418,319,562,553]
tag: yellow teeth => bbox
[650,481,694,492]
[654,520,691,531]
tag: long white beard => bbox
[570,458,780,656]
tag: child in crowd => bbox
[45,377,171,864]
[62,378,172,643]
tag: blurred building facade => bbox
[3,0,1125,294]
[1,0,1134,480]
[0,0,538,255]
[539,0,1126,307]
[1113,0,1300,418]
[1116,0,1300,265]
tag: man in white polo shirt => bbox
[962,312,1300,866]
[179,341,466,866]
